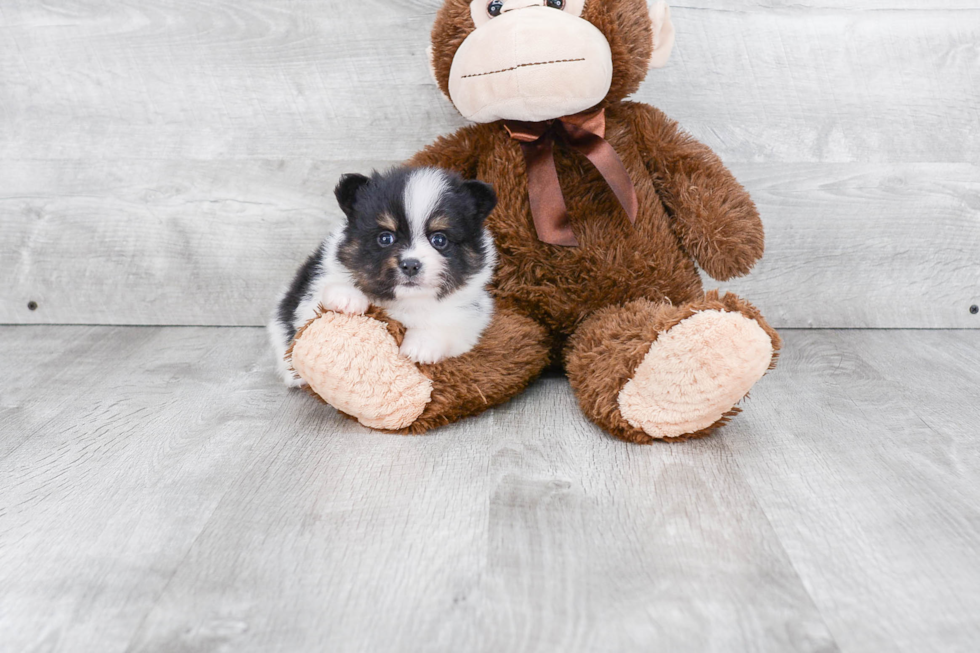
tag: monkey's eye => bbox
[377,231,396,247]
[487,1,503,17]
[429,232,449,250]
[546,0,565,8]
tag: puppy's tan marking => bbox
[338,239,358,262]
[428,214,453,232]
[377,213,399,232]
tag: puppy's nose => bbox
[399,258,422,278]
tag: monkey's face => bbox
[449,1,610,123]
[434,0,674,124]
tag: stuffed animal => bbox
[288,0,781,443]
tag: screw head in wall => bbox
[971,305,979,315]
[28,301,38,311]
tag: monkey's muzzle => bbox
[448,7,613,124]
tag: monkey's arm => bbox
[407,124,487,178]
[626,102,764,281]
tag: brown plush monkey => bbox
[288,0,781,443]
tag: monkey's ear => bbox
[648,2,676,69]
[462,180,498,223]
[334,173,370,220]
[426,44,450,98]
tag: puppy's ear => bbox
[334,173,371,219]
[461,180,497,223]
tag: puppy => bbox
[269,167,498,387]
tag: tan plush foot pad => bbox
[618,310,774,440]
[289,312,433,431]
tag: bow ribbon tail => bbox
[519,138,579,247]
[562,126,638,224]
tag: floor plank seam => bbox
[120,495,230,653]
[718,434,847,653]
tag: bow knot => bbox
[505,108,638,247]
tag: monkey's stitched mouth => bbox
[461,57,586,79]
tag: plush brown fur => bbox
[565,291,781,444]
[410,99,766,343]
[360,306,553,434]
[296,0,780,443]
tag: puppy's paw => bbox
[281,369,309,389]
[321,285,370,315]
[399,330,450,365]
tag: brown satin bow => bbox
[505,108,638,247]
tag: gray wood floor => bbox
[1,326,978,653]
[3,2,978,651]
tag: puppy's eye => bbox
[377,231,396,247]
[429,232,449,250]
[546,0,564,8]
[487,1,503,17]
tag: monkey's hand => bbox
[627,102,764,281]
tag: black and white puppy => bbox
[269,167,498,387]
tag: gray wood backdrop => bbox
[1,0,978,328]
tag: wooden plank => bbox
[3,327,980,651]
[0,326,838,653]
[0,327,309,653]
[2,161,977,328]
[650,8,980,165]
[719,163,980,329]
[676,1,980,10]
[843,329,980,502]
[0,158,376,326]
[0,326,161,460]
[125,375,838,653]
[3,1,978,328]
[724,330,980,652]
[0,2,977,164]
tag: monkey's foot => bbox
[617,309,775,440]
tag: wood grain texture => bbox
[724,329,980,653]
[675,1,980,11]
[2,161,977,327]
[1,1,977,163]
[0,326,839,653]
[2,326,979,651]
[1,0,978,328]
[0,326,304,653]
[125,379,836,653]
[0,325,130,460]
[0,158,372,326]
[719,163,980,329]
